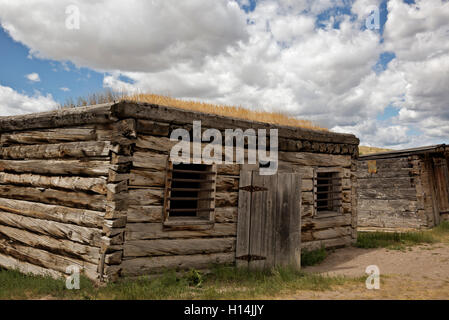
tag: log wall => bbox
[0,102,359,280]
[357,155,436,230]
[0,112,130,281]
[119,112,358,277]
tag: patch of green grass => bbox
[301,247,328,267]
[0,265,361,300]
[355,231,436,250]
[355,222,449,250]
[0,268,95,300]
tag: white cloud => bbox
[25,72,40,82]
[0,85,58,116]
[1,0,448,148]
[0,0,248,72]
[60,87,70,92]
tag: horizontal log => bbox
[132,151,168,171]
[358,188,417,201]
[0,252,63,279]
[312,226,353,240]
[0,238,99,280]
[0,198,104,228]
[0,159,112,177]
[121,252,235,276]
[358,177,414,189]
[356,168,413,179]
[279,152,352,167]
[302,235,353,250]
[0,103,113,133]
[0,186,106,212]
[124,237,236,257]
[128,188,164,206]
[129,170,165,187]
[125,223,236,241]
[0,211,103,246]
[0,127,96,145]
[127,206,163,223]
[136,135,175,153]
[136,119,170,136]
[0,172,107,194]
[302,214,352,231]
[358,199,418,212]
[0,224,100,264]
[1,141,113,160]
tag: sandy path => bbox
[284,243,449,299]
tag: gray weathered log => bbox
[0,172,107,194]
[0,186,106,211]
[0,198,104,228]
[0,159,112,176]
[121,252,235,276]
[124,238,236,257]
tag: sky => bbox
[0,0,448,149]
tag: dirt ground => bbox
[288,243,449,299]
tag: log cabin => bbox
[0,100,359,281]
[357,145,449,231]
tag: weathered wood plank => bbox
[0,211,103,246]
[236,170,251,268]
[0,186,106,211]
[121,252,235,276]
[0,225,100,264]
[0,160,111,176]
[0,198,104,228]
[275,172,301,267]
[124,238,236,257]
[0,172,107,194]
[1,141,113,160]
[125,223,236,241]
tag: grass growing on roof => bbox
[0,264,361,300]
[59,89,327,131]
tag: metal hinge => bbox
[239,185,268,193]
[235,255,267,262]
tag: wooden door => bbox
[433,157,449,218]
[236,170,301,269]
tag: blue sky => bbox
[0,0,391,105]
[0,28,104,104]
[0,0,448,148]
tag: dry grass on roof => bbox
[60,90,328,131]
[359,146,393,155]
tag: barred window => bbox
[315,170,342,215]
[163,162,216,227]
